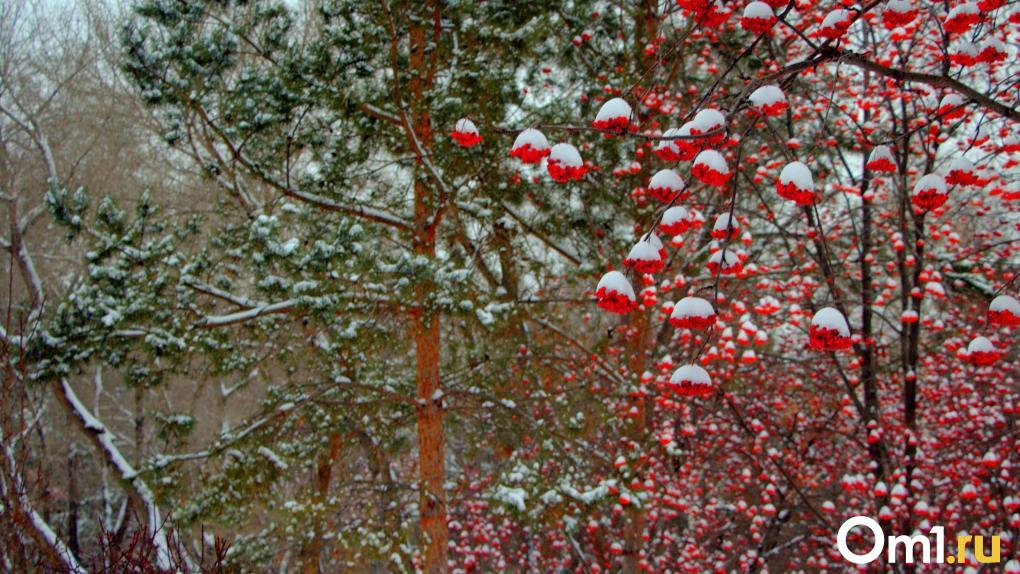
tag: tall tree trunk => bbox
[621,310,651,574]
[134,385,145,466]
[890,103,924,534]
[413,296,447,573]
[858,91,887,490]
[621,5,659,570]
[412,178,446,572]
[407,2,448,570]
[66,445,79,559]
[301,431,343,574]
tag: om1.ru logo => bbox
[837,516,1001,565]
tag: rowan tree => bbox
[437,0,1020,571]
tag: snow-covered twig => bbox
[1,442,87,573]
[196,298,299,328]
[150,392,315,469]
[189,102,412,230]
[52,378,174,570]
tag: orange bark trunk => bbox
[622,310,652,574]
[411,175,447,573]
[413,299,447,573]
[401,2,448,569]
[621,8,659,567]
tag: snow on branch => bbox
[186,101,412,231]
[773,46,1020,124]
[53,378,174,570]
[2,442,86,573]
[281,186,412,230]
[196,299,299,328]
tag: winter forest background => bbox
[0,0,1018,571]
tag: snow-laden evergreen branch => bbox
[196,298,299,328]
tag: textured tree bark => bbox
[301,431,343,574]
[892,105,922,534]
[412,179,447,572]
[410,108,447,574]
[858,96,887,488]
[413,299,447,573]
[407,2,448,571]
[133,385,145,467]
[66,445,80,559]
[859,160,886,479]
[621,6,658,570]
[621,309,651,574]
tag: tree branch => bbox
[828,48,1020,123]
[51,378,174,570]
